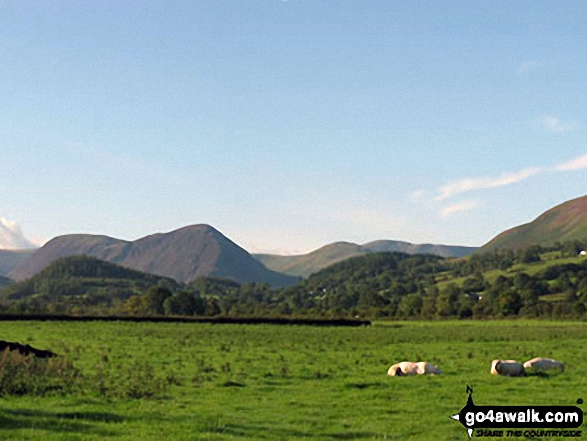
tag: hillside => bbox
[1,255,177,301]
[255,240,476,277]
[269,243,587,319]
[0,249,36,276]
[255,242,367,278]
[9,225,298,287]
[481,195,587,252]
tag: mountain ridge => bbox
[254,240,476,277]
[9,224,298,287]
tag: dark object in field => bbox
[0,340,56,358]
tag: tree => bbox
[436,283,461,317]
[421,287,437,318]
[164,291,202,316]
[398,294,423,317]
[204,298,221,316]
[462,272,486,294]
[124,295,147,315]
[520,246,541,264]
[497,288,522,316]
[143,286,173,315]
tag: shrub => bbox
[0,349,80,396]
[92,358,166,399]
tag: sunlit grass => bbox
[0,320,585,440]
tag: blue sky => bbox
[1,1,586,253]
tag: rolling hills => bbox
[254,240,476,277]
[480,194,587,252]
[9,225,298,287]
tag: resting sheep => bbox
[490,359,525,377]
[523,357,564,373]
[387,361,441,376]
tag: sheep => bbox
[387,361,441,376]
[523,357,564,373]
[490,359,525,377]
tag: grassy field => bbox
[0,320,586,440]
[435,254,587,292]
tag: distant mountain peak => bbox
[173,224,218,233]
[9,224,298,287]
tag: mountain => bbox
[254,240,476,278]
[0,249,37,276]
[480,195,587,252]
[9,225,298,287]
[0,218,36,250]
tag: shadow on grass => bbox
[344,381,387,390]
[0,409,126,437]
[198,420,380,440]
[525,371,563,378]
[6,409,127,423]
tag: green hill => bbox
[1,255,177,301]
[303,251,446,287]
[271,242,587,319]
[255,242,367,278]
[255,240,475,278]
[481,194,587,252]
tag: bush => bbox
[93,358,167,399]
[0,350,80,396]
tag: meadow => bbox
[0,320,586,440]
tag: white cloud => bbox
[542,116,580,133]
[435,167,542,201]
[517,60,538,75]
[440,200,481,218]
[555,153,587,171]
[0,218,37,250]
[413,153,587,217]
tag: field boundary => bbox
[0,314,371,326]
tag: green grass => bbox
[436,255,587,291]
[0,320,586,440]
[540,293,567,303]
